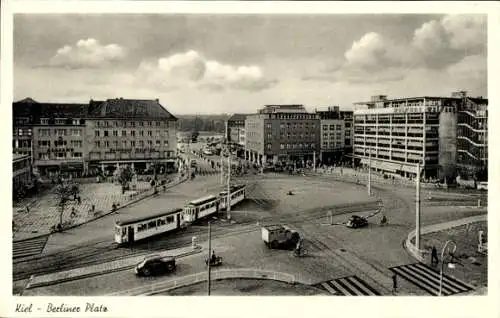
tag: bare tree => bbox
[54,182,80,231]
[118,165,134,194]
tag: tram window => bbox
[158,219,165,226]
[148,220,156,229]
[167,216,174,223]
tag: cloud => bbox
[303,14,486,85]
[136,50,277,92]
[49,38,126,68]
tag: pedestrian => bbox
[392,273,398,294]
[26,206,30,213]
[431,246,439,266]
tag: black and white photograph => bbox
[3,1,498,317]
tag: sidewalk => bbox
[25,245,203,290]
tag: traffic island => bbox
[24,245,202,291]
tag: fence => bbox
[108,268,296,296]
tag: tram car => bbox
[183,184,246,224]
[114,208,184,244]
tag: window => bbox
[131,130,136,137]
[166,216,174,223]
[104,141,110,147]
[55,119,66,125]
[73,152,82,158]
[164,140,169,146]
[95,130,100,137]
[113,131,118,137]
[40,129,51,137]
[114,121,119,127]
[148,131,152,137]
[286,144,291,149]
[130,121,136,127]
[156,140,161,146]
[139,140,144,147]
[56,129,67,136]
[130,141,136,147]
[113,141,118,148]
[105,121,110,127]
[95,141,101,148]
[148,121,152,126]
[336,125,342,131]
[104,130,109,137]
[311,143,316,149]
[71,129,81,136]
[56,152,66,159]
[18,129,23,136]
[329,125,335,130]
[156,121,161,127]
[266,144,272,150]
[122,130,126,137]
[71,140,83,148]
[147,140,153,146]
[140,131,144,137]
[72,119,80,125]
[122,140,128,148]
[156,130,160,137]
[139,122,144,127]
[40,118,49,125]
[280,144,285,149]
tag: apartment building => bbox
[85,98,178,175]
[245,105,320,166]
[227,113,247,147]
[353,95,458,180]
[12,99,88,178]
[315,106,354,164]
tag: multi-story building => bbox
[353,95,459,181]
[13,97,178,178]
[245,105,320,166]
[12,98,37,158]
[454,91,488,180]
[13,153,33,199]
[85,98,178,175]
[13,99,88,178]
[315,106,354,165]
[227,114,247,147]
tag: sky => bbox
[13,14,487,115]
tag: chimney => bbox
[155,98,159,102]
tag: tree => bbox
[54,182,79,231]
[118,166,134,194]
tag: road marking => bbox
[389,263,475,296]
[314,275,381,296]
[13,235,49,259]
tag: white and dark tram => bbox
[114,184,246,244]
[114,208,184,244]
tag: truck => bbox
[261,224,300,249]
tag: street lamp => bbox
[439,240,457,296]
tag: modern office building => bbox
[245,105,320,166]
[353,95,459,180]
[85,98,178,176]
[453,91,488,180]
[315,106,354,164]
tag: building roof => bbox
[87,98,177,120]
[228,113,249,122]
[13,100,88,118]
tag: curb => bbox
[26,246,202,290]
[13,176,189,243]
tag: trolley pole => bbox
[313,151,316,173]
[220,156,224,184]
[415,162,421,251]
[227,154,231,220]
[207,221,211,296]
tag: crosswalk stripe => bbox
[12,236,48,258]
[344,276,377,296]
[390,263,474,296]
[321,282,338,294]
[349,275,382,295]
[327,279,353,295]
[340,277,369,295]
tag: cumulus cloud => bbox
[49,38,126,68]
[304,14,486,85]
[136,50,276,92]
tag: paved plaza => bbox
[13,181,152,241]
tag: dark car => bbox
[135,255,176,277]
[346,215,368,229]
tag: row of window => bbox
[38,152,82,160]
[37,140,83,148]
[40,118,83,126]
[278,132,317,139]
[95,140,168,148]
[13,140,32,148]
[95,129,169,138]
[39,128,82,137]
[13,128,33,136]
[13,159,29,171]
[277,143,316,150]
[322,125,343,131]
[96,120,169,128]
[137,215,176,232]
[277,122,317,129]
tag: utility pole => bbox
[313,151,316,173]
[207,221,211,296]
[368,151,371,196]
[220,155,224,184]
[226,154,231,220]
[415,162,421,251]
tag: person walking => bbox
[431,246,439,266]
[392,273,398,295]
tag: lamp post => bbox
[439,240,457,296]
[207,221,212,296]
[415,162,421,251]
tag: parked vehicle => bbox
[261,224,300,249]
[477,182,488,191]
[135,255,176,276]
[346,215,368,229]
[205,256,223,267]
